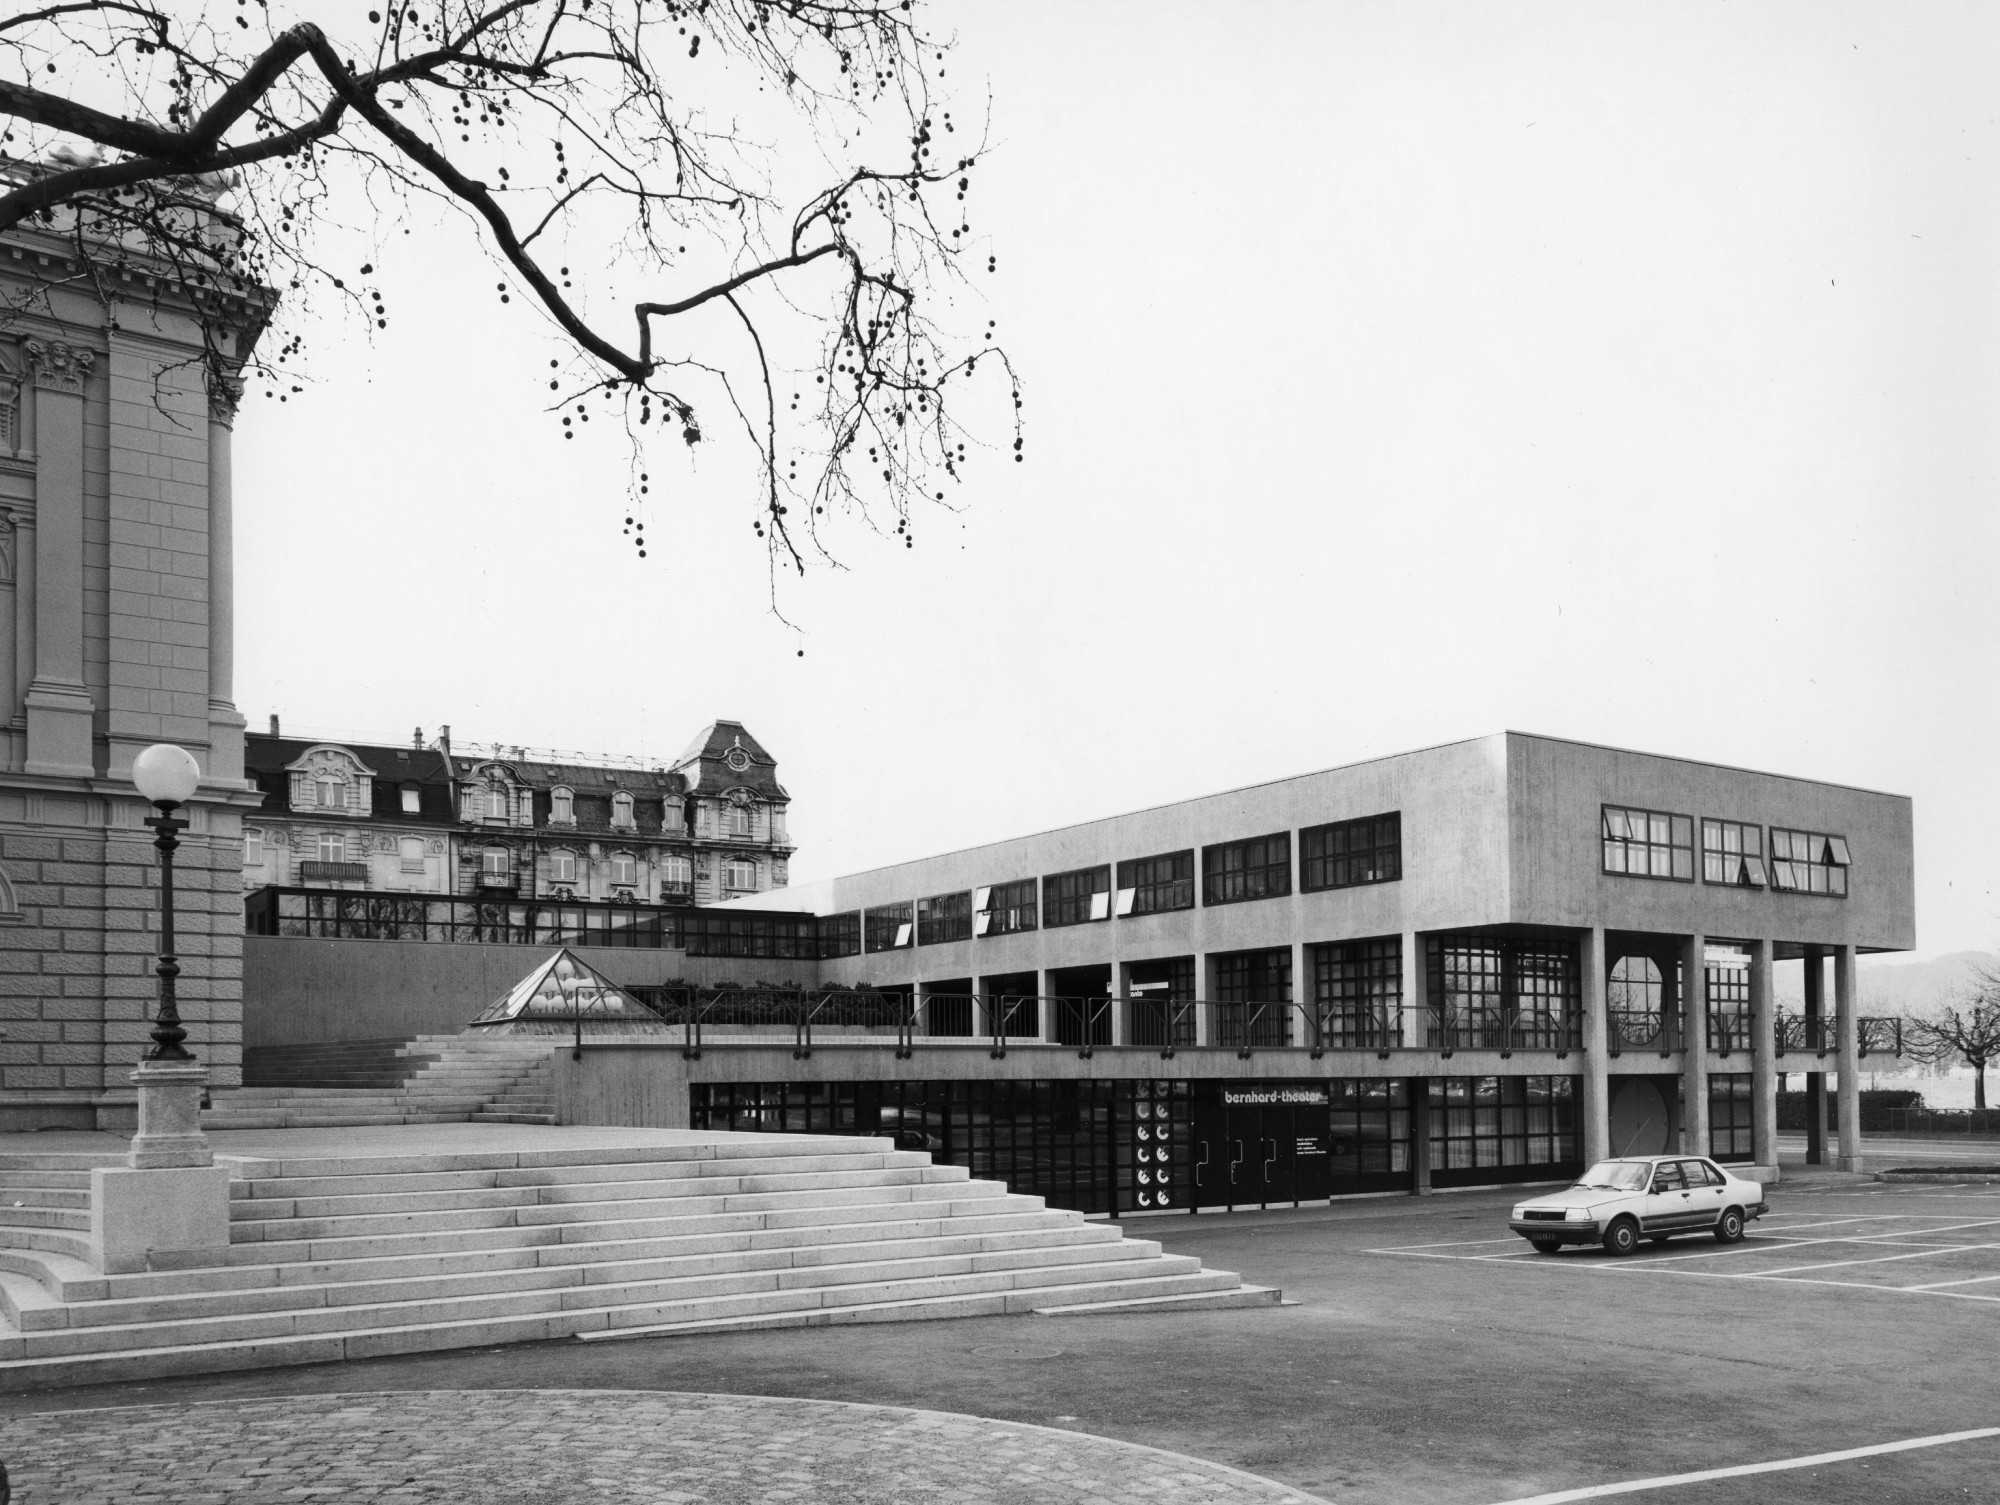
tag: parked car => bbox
[1509,1155,1769,1255]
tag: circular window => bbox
[1609,955,1664,1046]
[725,748,750,772]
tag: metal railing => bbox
[1427,1006,1581,1057]
[1875,1107,2000,1139]
[1775,1013,1904,1059]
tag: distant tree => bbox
[0,2,1018,580]
[1906,959,2000,1111]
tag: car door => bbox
[1684,1159,1729,1227]
[1641,1160,1688,1231]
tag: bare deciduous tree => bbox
[0,1,1018,581]
[1906,959,2000,1111]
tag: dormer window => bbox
[400,786,420,814]
[486,785,508,820]
[287,746,374,816]
[317,777,343,808]
[611,792,636,829]
[550,787,575,825]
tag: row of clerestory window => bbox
[843,812,1404,954]
[1601,806,1851,895]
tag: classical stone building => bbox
[0,185,266,1128]
[241,720,791,905]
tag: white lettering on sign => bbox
[1221,1086,1329,1106]
[1296,1138,1326,1156]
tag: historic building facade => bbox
[241,719,791,907]
[0,175,267,1128]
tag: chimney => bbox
[268,714,279,736]
[414,726,424,750]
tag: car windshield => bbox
[1575,1161,1651,1191]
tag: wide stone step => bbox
[0,1188,88,1210]
[0,1207,88,1232]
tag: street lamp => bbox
[132,742,201,1062]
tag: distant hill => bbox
[1770,950,1998,1015]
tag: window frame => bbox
[1115,850,1195,917]
[722,858,757,891]
[976,878,1038,937]
[865,902,914,953]
[1300,812,1402,892]
[1600,805,1695,883]
[481,845,511,877]
[549,786,575,824]
[1043,865,1112,928]
[1201,833,1292,907]
[244,829,264,867]
[549,847,578,884]
[609,850,640,888]
[316,831,347,864]
[916,890,974,945]
[398,836,426,874]
[610,792,637,830]
[1768,827,1850,897]
[1700,817,1767,889]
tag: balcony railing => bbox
[1427,1006,1581,1056]
[298,861,368,883]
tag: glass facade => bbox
[1701,819,1767,888]
[1427,936,1580,1050]
[978,878,1037,936]
[1427,1076,1581,1186]
[917,891,973,946]
[1212,947,1294,1048]
[1769,829,1850,896]
[1310,938,1402,1047]
[1708,1072,1753,1161]
[864,902,913,953]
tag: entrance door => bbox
[1191,1083,1236,1209]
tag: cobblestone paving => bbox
[2,1390,1332,1504]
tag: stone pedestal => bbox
[127,1060,212,1169]
[90,1164,231,1275]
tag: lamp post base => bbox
[127,1060,212,1169]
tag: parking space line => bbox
[1487,1423,2000,1503]
[1903,1272,2000,1292]
[1745,1242,2000,1279]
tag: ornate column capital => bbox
[206,370,244,428]
[22,339,94,396]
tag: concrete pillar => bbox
[1193,952,1212,1048]
[205,374,246,782]
[1580,925,1610,1166]
[1750,937,1779,1179]
[1682,932,1708,1157]
[1291,939,1310,1050]
[1803,945,1826,1165]
[21,339,96,778]
[1401,929,1424,1048]
[1410,1076,1433,1194]
[1108,960,1127,1048]
[1835,944,1863,1172]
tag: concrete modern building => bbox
[663,731,1911,1210]
[0,175,267,1129]
[240,719,791,905]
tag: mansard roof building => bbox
[242,719,791,907]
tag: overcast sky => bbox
[231,2,1998,961]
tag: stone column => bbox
[21,339,96,777]
[1580,925,1610,1166]
[1835,944,1864,1172]
[1193,952,1212,1049]
[1410,1076,1432,1194]
[1291,939,1310,1052]
[205,373,246,782]
[1750,937,1779,1180]
[1681,933,1709,1156]
[1803,945,1826,1165]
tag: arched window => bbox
[728,801,752,837]
[550,848,578,884]
[723,859,757,891]
[487,784,509,819]
[661,854,692,888]
[609,851,638,887]
[482,846,511,876]
[611,792,636,829]
[550,787,574,824]
[1608,955,1664,1048]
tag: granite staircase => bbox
[0,1135,1277,1389]
[204,1036,557,1129]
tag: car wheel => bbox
[1529,1239,1562,1255]
[1602,1217,1640,1257]
[1714,1207,1746,1244]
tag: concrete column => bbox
[1410,1077,1432,1194]
[1803,945,1826,1165]
[21,340,96,778]
[1291,939,1310,1050]
[1835,944,1863,1172]
[1682,933,1709,1156]
[204,374,245,782]
[1108,961,1128,1048]
[1193,952,1212,1048]
[1401,929,1424,1048]
[1580,925,1610,1166]
[1750,937,1779,1179]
